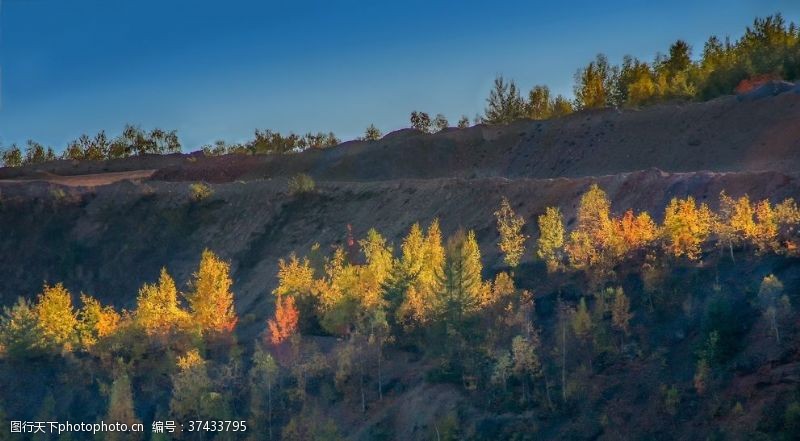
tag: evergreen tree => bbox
[363,124,382,141]
[0,297,42,358]
[483,76,526,125]
[436,230,485,322]
[105,372,142,441]
[248,344,280,440]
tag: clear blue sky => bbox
[1,0,798,151]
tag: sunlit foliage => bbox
[186,249,237,334]
[494,197,528,268]
[662,196,714,260]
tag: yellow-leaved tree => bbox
[494,197,528,269]
[78,294,120,349]
[662,196,714,260]
[35,283,78,350]
[135,268,189,336]
[396,220,445,328]
[566,184,624,279]
[186,250,237,334]
[536,207,565,272]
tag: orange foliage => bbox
[268,296,299,345]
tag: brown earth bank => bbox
[1,88,800,184]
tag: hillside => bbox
[1,88,799,316]
[1,88,800,440]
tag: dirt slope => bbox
[2,87,800,184]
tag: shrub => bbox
[288,173,316,195]
[189,182,213,201]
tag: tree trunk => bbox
[561,318,567,403]
[377,345,383,401]
[267,382,273,441]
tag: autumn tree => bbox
[1,144,23,167]
[526,85,553,120]
[611,287,632,347]
[717,192,755,260]
[566,184,624,279]
[77,294,120,349]
[494,197,528,269]
[105,372,142,441]
[35,283,78,350]
[662,196,714,260]
[616,209,658,254]
[135,268,188,336]
[395,220,445,329]
[267,295,299,345]
[571,297,593,340]
[537,207,565,272]
[186,249,237,334]
[574,54,614,109]
[551,95,574,117]
[758,274,790,343]
[511,334,541,403]
[483,76,526,124]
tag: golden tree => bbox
[186,249,237,334]
[135,268,188,336]
[35,283,78,350]
[662,196,714,260]
[536,207,565,272]
[717,192,755,259]
[396,220,445,327]
[571,297,593,340]
[267,296,299,345]
[357,228,394,311]
[78,294,120,349]
[566,184,624,275]
[617,209,658,252]
[611,287,633,337]
[494,197,528,268]
[752,199,779,253]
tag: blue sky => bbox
[1,0,798,151]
